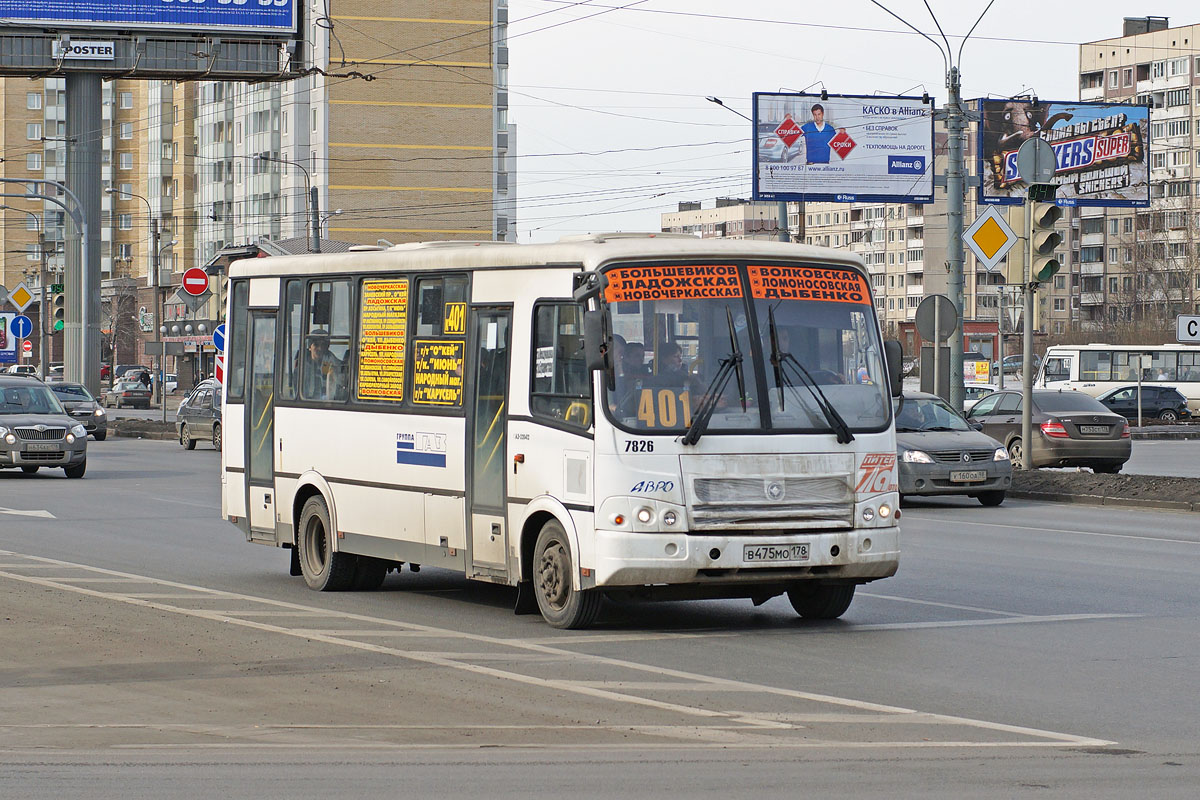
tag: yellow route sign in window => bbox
[962,205,1017,272]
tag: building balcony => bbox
[1081,232,1104,247]
[1080,87,1104,102]
[1080,292,1105,305]
[906,261,923,273]
[906,283,924,294]
[907,238,924,249]
[1080,262,1105,275]
[906,214,924,226]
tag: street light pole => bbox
[257,154,318,251]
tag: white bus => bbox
[1036,343,1200,412]
[221,234,903,628]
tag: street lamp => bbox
[104,187,174,422]
[256,153,320,252]
[319,208,343,236]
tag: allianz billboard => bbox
[0,0,296,35]
[752,92,935,204]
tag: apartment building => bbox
[1078,16,1200,332]
[660,198,793,240]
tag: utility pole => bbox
[310,185,321,253]
[39,232,48,377]
[944,66,966,412]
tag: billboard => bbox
[0,1,297,35]
[752,93,934,204]
[0,313,13,364]
[977,100,1149,207]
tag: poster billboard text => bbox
[977,99,1149,207]
[752,93,934,204]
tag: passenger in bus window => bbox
[621,341,649,376]
[301,329,341,400]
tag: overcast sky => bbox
[507,0,1197,241]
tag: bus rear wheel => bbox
[297,495,357,591]
[787,583,855,620]
[533,520,601,629]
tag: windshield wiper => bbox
[681,307,745,446]
[767,306,854,444]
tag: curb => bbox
[1131,432,1200,440]
[1009,490,1199,513]
[110,430,176,441]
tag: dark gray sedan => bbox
[966,389,1131,473]
[177,378,222,451]
[48,381,107,440]
[103,379,151,409]
[895,392,1012,506]
[0,377,88,477]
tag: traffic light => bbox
[1028,184,1063,283]
[51,285,65,332]
[1002,205,1026,288]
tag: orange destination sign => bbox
[603,264,742,302]
[747,264,871,303]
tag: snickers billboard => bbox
[977,100,1149,208]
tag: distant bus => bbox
[221,234,903,628]
[1037,343,1200,412]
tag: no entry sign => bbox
[182,267,209,297]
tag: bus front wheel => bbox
[533,520,602,629]
[297,495,357,591]
[787,583,855,620]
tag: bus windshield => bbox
[601,262,890,434]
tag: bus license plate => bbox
[950,470,986,482]
[25,443,60,453]
[743,543,810,563]
[1079,425,1109,435]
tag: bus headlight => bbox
[878,503,892,518]
[662,510,677,526]
[636,507,654,524]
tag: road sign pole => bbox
[933,301,942,399]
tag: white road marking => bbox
[0,548,1116,749]
[858,592,1027,616]
[0,506,55,519]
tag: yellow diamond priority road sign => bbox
[6,282,34,313]
[962,205,1017,273]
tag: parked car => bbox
[164,373,178,394]
[0,375,88,477]
[966,389,1131,473]
[47,382,107,441]
[962,382,997,412]
[103,379,151,409]
[1096,385,1191,424]
[4,364,36,375]
[991,354,1041,376]
[177,378,222,451]
[48,364,64,377]
[100,363,110,381]
[895,392,1011,506]
[111,364,146,384]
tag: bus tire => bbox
[353,556,389,590]
[297,495,357,591]
[533,520,601,629]
[787,583,855,620]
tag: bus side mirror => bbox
[884,340,903,398]
[583,310,610,372]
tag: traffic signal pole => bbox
[1021,193,1035,470]
[945,66,966,413]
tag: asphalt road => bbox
[1,440,1198,797]
[1123,439,1200,478]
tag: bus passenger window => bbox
[531,303,592,428]
[302,280,352,402]
[280,280,303,401]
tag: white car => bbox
[164,373,178,394]
[4,364,36,375]
[963,383,997,411]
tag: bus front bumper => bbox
[590,527,899,588]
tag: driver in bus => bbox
[302,329,343,400]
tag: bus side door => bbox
[465,306,512,577]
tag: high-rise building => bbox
[660,198,793,240]
[1078,16,1200,333]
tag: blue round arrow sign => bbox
[9,315,32,339]
[212,323,226,352]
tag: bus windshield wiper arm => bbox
[776,352,855,444]
[767,306,797,411]
[681,308,745,446]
